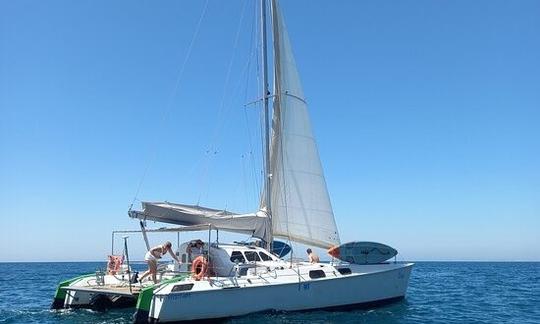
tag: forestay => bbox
[264,0,340,249]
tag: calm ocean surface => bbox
[0,262,538,323]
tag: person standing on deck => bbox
[186,239,204,263]
[307,248,320,263]
[140,241,180,284]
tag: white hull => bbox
[149,263,413,322]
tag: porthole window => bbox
[309,270,326,279]
[337,268,352,275]
[171,284,194,292]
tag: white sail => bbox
[266,0,340,249]
[129,202,270,239]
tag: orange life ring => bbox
[191,256,208,281]
[107,255,123,275]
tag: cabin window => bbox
[309,270,326,279]
[230,251,246,263]
[238,267,249,276]
[259,252,272,261]
[245,251,261,262]
[337,268,352,275]
[171,284,194,292]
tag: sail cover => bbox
[129,202,270,239]
[265,0,340,249]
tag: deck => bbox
[61,284,143,297]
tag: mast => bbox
[260,0,272,248]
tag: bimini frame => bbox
[110,223,220,272]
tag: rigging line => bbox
[196,0,249,205]
[223,32,258,117]
[241,153,249,211]
[254,0,266,208]
[130,0,210,208]
[229,42,258,118]
[241,0,257,106]
[242,107,259,206]
[209,0,250,148]
[258,100,266,206]
[198,18,258,209]
[242,112,255,206]
[250,5,263,207]
[241,6,261,207]
[256,69,265,200]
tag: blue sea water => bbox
[0,262,538,323]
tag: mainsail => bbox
[263,0,340,249]
[129,202,270,239]
[130,0,340,250]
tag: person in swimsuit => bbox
[307,248,320,263]
[139,241,180,284]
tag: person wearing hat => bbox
[187,239,205,263]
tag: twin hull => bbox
[150,263,413,322]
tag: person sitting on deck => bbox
[139,241,180,284]
[187,239,204,263]
[307,248,320,263]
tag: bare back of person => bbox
[140,241,180,284]
[306,248,320,263]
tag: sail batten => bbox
[267,0,340,248]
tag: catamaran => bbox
[52,0,413,322]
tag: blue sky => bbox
[1,0,538,262]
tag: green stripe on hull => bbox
[134,275,188,323]
[135,285,155,312]
[51,274,93,309]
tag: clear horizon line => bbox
[0,259,539,263]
